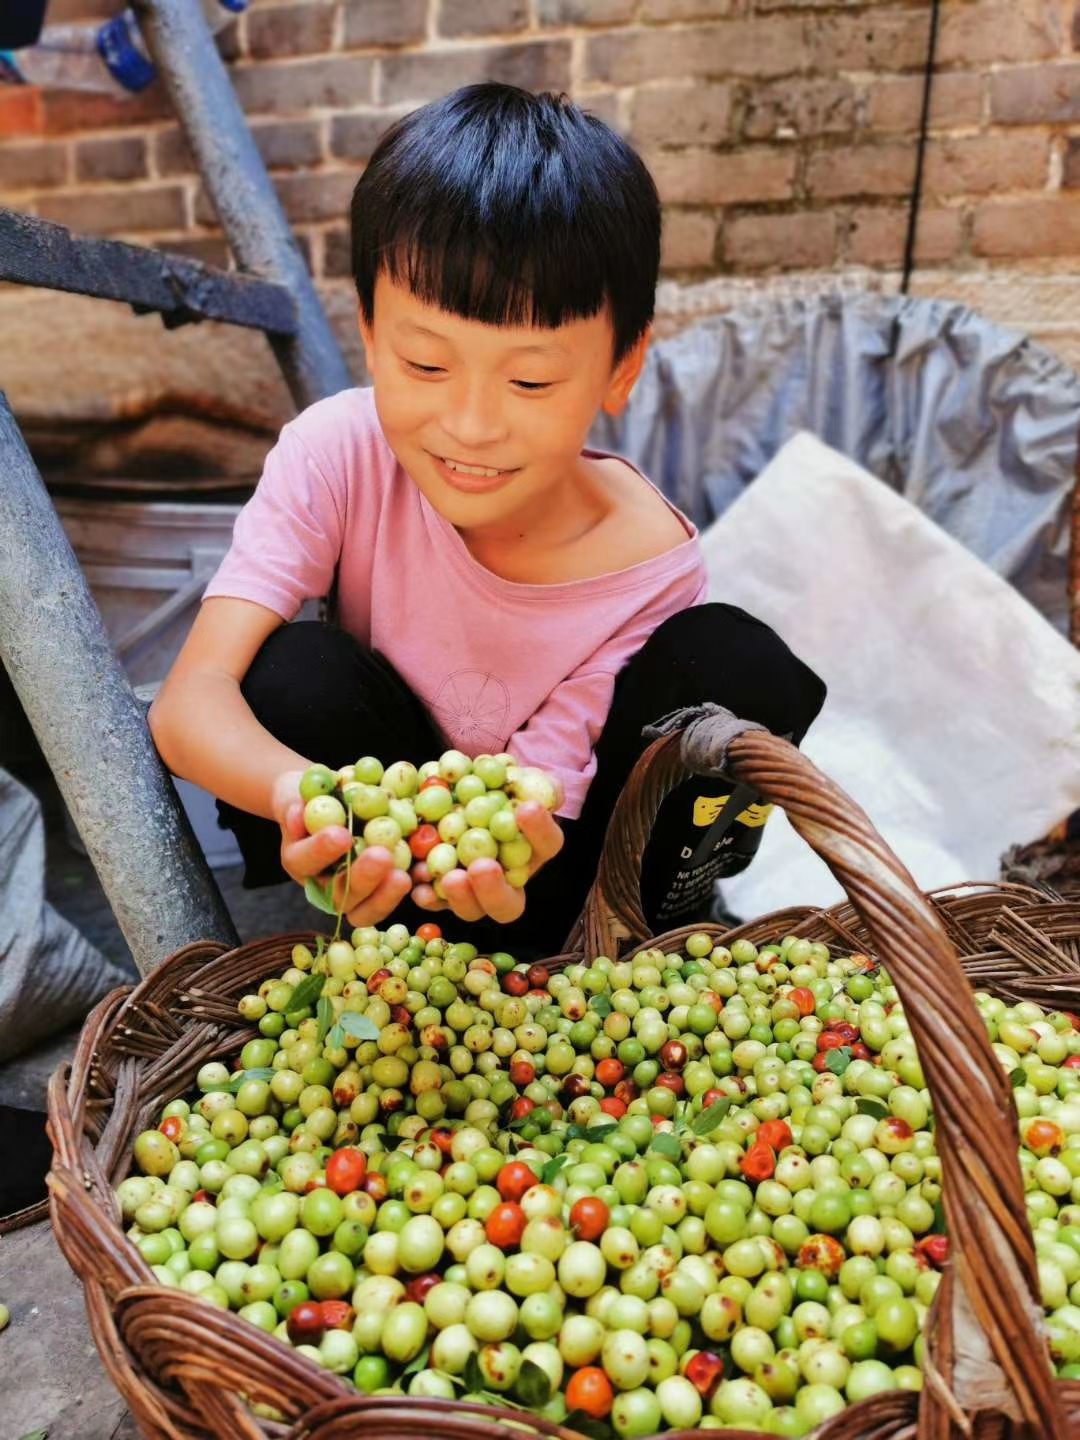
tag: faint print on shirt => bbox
[427,669,512,752]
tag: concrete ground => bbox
[0,765,318,1440]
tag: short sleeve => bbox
[203,424,345,621]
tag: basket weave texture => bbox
[45,725,1080,1439]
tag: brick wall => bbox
[3,0,1077,284]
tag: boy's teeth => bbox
[444,459,504,478]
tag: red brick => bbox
[331,110,402,161]
[991,63,1080,124]
[274,170,358,224]
[660,209,718,270]
[41,86,169,136]
[251,120,325,171]
[630,84,733,147]
[724,211,836,270]
[343,0,429,47]
[937,0,1062,67]
[232,57,374,115]
[35,184,187,236]
[0,141,67,192]
[743,79,855,141]
[44,0,120,17]
[846,206,962,267]
[923,133,1050,198]
[247,2,336,61]
[973,198,1080,257]
[1063,137,1080,188]
[0,89,44,141]
[160,235,233,269]
[808,10,933,73]
[538,0,635,23]
[649,147,796,205]
[806,143,917,201]
[75,135,147,183]
[641,0,742,17]
[380,41,571,104]
[579,91,622,130]
[324,225,353,278]
[866,72,984,134]
[437,0,530,38]
[586,19,806,85]
[153,126,192,178]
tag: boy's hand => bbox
[273,769,412,926]
[412,802,564,924]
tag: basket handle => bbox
[572,718,1064,1435]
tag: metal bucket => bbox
[55,498,243,868]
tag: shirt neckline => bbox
[410,448,701,600]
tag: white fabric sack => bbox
[701,432,1080,919]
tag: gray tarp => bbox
[0,766,129,1062]
[592,291,1080,634]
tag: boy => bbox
[150,83,824,958]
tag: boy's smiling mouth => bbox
[429,452,519,493]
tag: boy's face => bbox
[359,272,647,532]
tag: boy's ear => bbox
[357,302,375,374]
[601,328,650,417]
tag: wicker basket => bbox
[47,723,1080,1439]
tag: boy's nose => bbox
[440,384,510,450]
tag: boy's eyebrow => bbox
[398,320,568,357]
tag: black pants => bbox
[218,605,825,959]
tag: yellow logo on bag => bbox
[693,795,774,828]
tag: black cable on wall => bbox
[901,0,942,294]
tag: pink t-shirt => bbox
[204,388,707,819]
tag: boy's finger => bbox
[440,869,486,923]
[334,845,396,908]
[412,883,449,912]
[345,866,412,927]
[515,804,564,868]
[466,859,525,924]
[283,824,353,879]
[282,799,309,843]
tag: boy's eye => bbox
[405,360,445,375]
[512,380,552,392]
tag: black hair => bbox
[350,83,661,364]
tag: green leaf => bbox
[566,1124,585,1141]
[400,1342,431,1378]
[856,1098,888,1118]
[463,1351,484,1396]
[1009,1068,1026,1089]
[588,994,613,1018]
[824,1047,852,1076]
[287,973,326,1013]
[542,1153,571,1185]
[581,1123,618,1142]
[201,1066,276,1095]
[932,1198,947,1234]
[304,877,338,915]
[18,1432,48,1440]
[327,1024,345,1050]
[649,1132,681,1159]
[514,1358,552,1409]
[692,1098,732,1135]
[338,1010,380,1043]
[565,1413,616,1440]
[316,995,334,1045]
